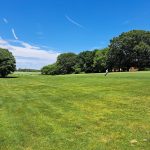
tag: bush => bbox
[41,63,60,75]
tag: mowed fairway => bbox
[0,72,150,150]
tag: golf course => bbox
[0,71,150,150]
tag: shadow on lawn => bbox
[0,76,18,79]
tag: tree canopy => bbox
[57,53,77,74]
[107,30,150,70]
[77,51,95,73]
[0,48,16,77]
[93,48,109,73]
[41,63,60,75]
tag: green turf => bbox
[0,72,150,150]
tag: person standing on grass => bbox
[105,69,108,76]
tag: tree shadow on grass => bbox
[0,76,18,79]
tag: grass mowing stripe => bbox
[0,72,150,150]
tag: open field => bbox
[0,72,150,150]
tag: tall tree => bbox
[133,42,150,69]
[107,30,150,70]
[77,51,95,73]
[57,53,77,74]
[93,48,109,72]
[0,48,16,77]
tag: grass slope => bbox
[0,72,150,150]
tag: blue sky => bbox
[0,0,150,69]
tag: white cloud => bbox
[0,38,8,44]
[11,28,19,40]
[0,38,60,69]
[3,18,8,24]
[65,15,84,28]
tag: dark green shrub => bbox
[41,63,60,75]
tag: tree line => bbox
[0,30,150,77]
[41,48,108,75]
[17,68,40,72]
[41,30,150,75]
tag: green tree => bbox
[41,63,60,75]
[133,42,150,69]
[93,48,109,72]
[77,51,94,73]
[107,30,150,71]
[0,48,16,77]
[73,64,81,74]
[57,53,77,74]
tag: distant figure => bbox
[105,69,108,76]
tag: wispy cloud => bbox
[11,28,19,40]
[0,38,60,69]
[65,15,84,28]
[3,18,8,24]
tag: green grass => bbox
[0,72,150,150]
